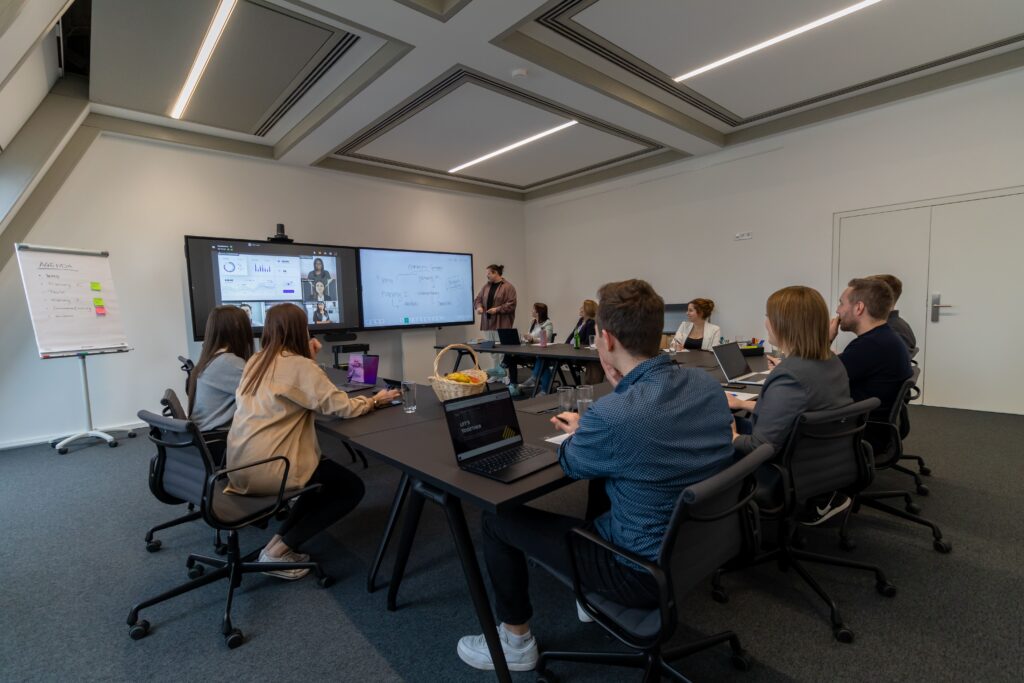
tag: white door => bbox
[836,207,931,394]
[925,193,1024,414]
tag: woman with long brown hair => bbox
[225,303,399,578]
[188,305,254,431]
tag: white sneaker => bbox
[800,493,852,526]
[258,547,310,580]
[457,625,539,671]
[576,600,594,623]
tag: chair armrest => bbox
[204,455,290,530]
[684,444,774,505]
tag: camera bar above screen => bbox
[185,236,359,340]
[358,247,475,330]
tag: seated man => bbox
[870,274,917,352]
[456,279,735,671]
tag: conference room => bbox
[1,1,1021,681]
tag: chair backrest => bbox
[160,388,187,419]
[779,399,879,503]
[178,356,194,392]
[868,376,918,467]
[139,409,215,508]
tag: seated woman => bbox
[225,303,400,579]
[728,286,853,524]
[672,298,721,351]
[522,299,596,392]
[507,303,555,386]
[187,305,253,432]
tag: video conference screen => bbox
[185,236,359,340]
[359,248,474,329]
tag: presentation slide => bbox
[359,248,474,328]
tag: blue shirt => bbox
[558,355,735,562]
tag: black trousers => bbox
[482,505,660,625]
[278,458,365,551]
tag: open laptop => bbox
[443,389,558,483]
[712,342,771,386]
[496,328,521,346]
[336,353,379,392]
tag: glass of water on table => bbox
[576,384,594,415]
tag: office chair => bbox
[532,444,776,683]
[897,367,932,480]
[712,400,896,643]
[839,377,951,554]
[129,410,332,648]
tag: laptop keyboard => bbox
[465,444,549,475]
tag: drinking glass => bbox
[588,334,596,349]
[668,338,679,356]
[401,381,417,413]
[557,386,576,414]
[576,385,593,415]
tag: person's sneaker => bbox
[800,492,852,526]
[576,600,594,623]
[285,548,310,563]
[519,377,537,389]
[258,547,310,580]
[457,625,539,671]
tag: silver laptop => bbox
[712,342,771,386]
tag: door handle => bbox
[930,294,954,322]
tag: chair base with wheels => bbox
[840,493,952,554]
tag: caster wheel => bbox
[916,484,930,496]
[919,466,931,476]
[906,502,921,515]
[318,575,335,589]
[214,544,228,556]
[711,588,729,604]
[109,441,119,448]
[225,629,244,649]
[833,626,854,643]
[188,565,205,580]
[129,620,150,640]
[876,581,897,598]
[934,539,952,554]
[128,431,137,438]
[58,447,69,455]
[840,537,856,551]
[731,651,752,671]
[145,539,162,553]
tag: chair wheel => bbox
[876,581,897,597]
[919,466,931,476]
[906,502,921,515]
[934,539,952,554]
[188,565,205,580]
[109,440,119,448]
[129,620,150,640]
[731,651,752,671]
[145,539,162,553]
[833,625,854,643]
[225,628,244,649]
[128,431,137,438]
[840,537,856,551]
[916,484,930,496]
[318,575,335,588]
[58,447,68,455]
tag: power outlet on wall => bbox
[734,231,753,241]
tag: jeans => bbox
[530,360,554,392]
[278,458,365,551]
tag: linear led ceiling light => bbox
[448,120,578,174]
[673,0,884,82]
[170,0,238,119]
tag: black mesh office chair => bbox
[839,376,951,554]
[532,444,776,683]
[896,366,932,482]
[712,400,896,643]
[128,410,332,648]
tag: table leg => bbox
[452,349,468,373]
[386,485,426,612]
[367,473,411,593]
[440,492,512,683]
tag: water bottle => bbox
[539,328,547,347]
[573,328,581,349]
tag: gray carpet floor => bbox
[1,405,1022,682]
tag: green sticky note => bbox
[90,282,102,291]
[93,297,104,306]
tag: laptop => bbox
[337,353,379,392]
[712,342,771,386]
[443,389,558,483]
[496,328,521,346]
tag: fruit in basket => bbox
[446,371,482,384]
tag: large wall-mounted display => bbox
[358,247,474,330]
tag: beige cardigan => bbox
[225,352,374,495]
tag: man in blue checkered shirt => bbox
[457,279,735,672]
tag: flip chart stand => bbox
[49,351,135,454]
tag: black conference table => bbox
[315,350,768,682]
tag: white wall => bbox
[0,134,523,448]
[523,67,1024,342]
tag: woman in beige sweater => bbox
[226,303,399,579]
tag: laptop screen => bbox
[347,354,379,384]
[497,328,520,345]
[444,390,523,462]
[712,342,751,380]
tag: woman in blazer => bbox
[672,298,721,351]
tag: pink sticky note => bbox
[95,306,107,316]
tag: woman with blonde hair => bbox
[225,303,399,578]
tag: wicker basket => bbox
[429,344,488,401]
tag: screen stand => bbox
[51,354,120,454]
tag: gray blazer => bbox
[190,353,246,431]
[733,355,852,455]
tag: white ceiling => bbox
[19,0,1020,198]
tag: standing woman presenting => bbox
[473,264,517,365]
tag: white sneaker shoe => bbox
[457,625,539,671]
[576,600,594,623]
[258,547,310,580]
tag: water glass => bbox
[401,381,417,413]
[576,385,593,414]
[588,334,596,349]
[668,338,679,356]
[557,386,576,414]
